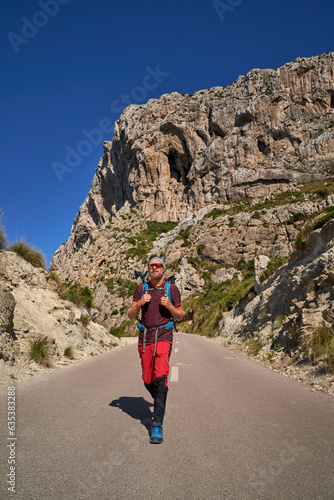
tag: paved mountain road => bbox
[0,333,333,499]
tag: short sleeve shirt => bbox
[133,279,182,345]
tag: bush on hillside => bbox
[304,322,334,373]
[50,272,95,309]
[61,283,94,308]
[9,239,46,269]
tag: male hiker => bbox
[127,257,184,443]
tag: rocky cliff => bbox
[52,51,334,263]
[0,251,121,386]
[218,219,334,394]
[50,52,334,340]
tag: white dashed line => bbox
[174,348,179,353]
[170,366,179,382]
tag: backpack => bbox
[141,280,172,302]
[137,280,177,332]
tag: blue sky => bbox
[1,0,333,267]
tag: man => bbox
[127,257,184,444]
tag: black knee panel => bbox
[153,375,167,389]
[144,382,155,398]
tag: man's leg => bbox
[152,341,172,425]
[138,344,154,397]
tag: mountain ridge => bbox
[52,51,334,264]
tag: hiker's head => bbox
[148,257,165,278]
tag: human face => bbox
[148,259,164,280]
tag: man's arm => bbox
[127,293,151,320]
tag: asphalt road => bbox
[0,332,333,499]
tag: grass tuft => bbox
[305,322,334,372]
[29,336,51,366]
[64,346,74,359]
[9,239,46,269]
[79,314,90,327]
[61,284,94,308]
[247,339,264,356]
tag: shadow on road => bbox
[109,396,153,431]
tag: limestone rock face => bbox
[52,52,334,265]
[220,220,334,343]
[0,251,120,386]
[218,220,334,392]
[174,258,205,299]
[0,285,15,336]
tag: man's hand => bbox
[160,295,171,308]
[161,294,184,321]
[127,293,151,320]
[140,293,151,306]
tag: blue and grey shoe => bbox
[150,424,163,444]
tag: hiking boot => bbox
[150,425,163,444]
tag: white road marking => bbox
[170,366,179,382]
[175,348,179,353]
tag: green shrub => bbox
[315,188,329,199]
[64,346,74,359]
[109,326,126,338]
[235,258,254,277]
[179,275,254,337]
[295,207,334,250]
[306,322,334,369]
[126,221,178,261]
[29,336,51,366]
[9,239,46,269]
[179,226,192,247]
[287,212,307,224]
[116,278,137,298]
[105,278,114,292]
[79,314,90,327]
[312,206,334,230]
[295,223,313,251]
[247,339,264,356]
[61,284,94,308]
[205,208,228,220]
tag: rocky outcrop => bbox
[47,52,334,395]
[218,221,334,393]
[0,251,121,386]
[48,173,334,336]
[52,52,334,264]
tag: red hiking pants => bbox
[138,341,172,387]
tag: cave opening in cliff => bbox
[257,138,271,156]
[331,94,334,109]
[168,151,188,186]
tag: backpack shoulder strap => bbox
[164,281,172,303]
[141,282,148,297]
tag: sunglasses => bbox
[149,263,163,269]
